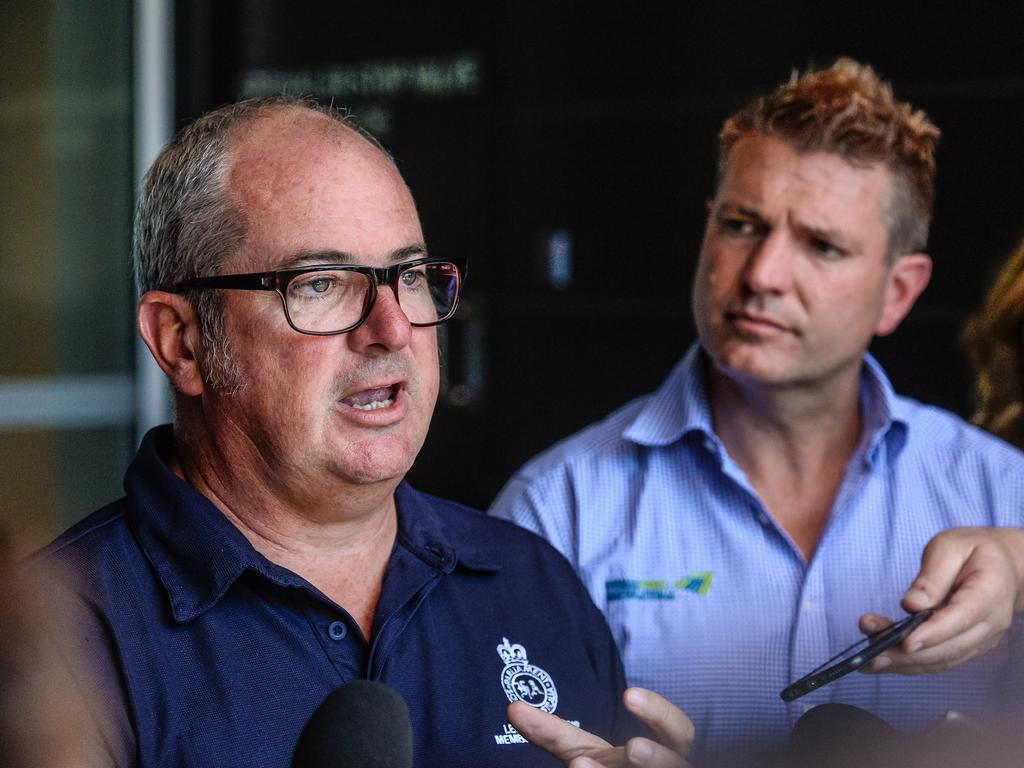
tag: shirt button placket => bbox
[789,566,829,722]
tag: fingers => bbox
[865,620,1000,674]
[856,614,899,673]
[858,613,893,636]
[905,533,1015,646]
[910,580,1009,649]
[568,750,628,768]
[508,693,692,768]
[900,530,975,613]
[621,736,690,768]
[507,701,611,762]
[623,688,694,757]
[567,736,689,768]
[859,528,1024,675]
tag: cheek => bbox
[402,333,439,416]
[696,253,733,307]
[413,335,441,398]
[277,339,326,381]
[822,274,887,316]
[705,267,724,296]
[244,342,330,418]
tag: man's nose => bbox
[347,283,412,352]
[743,230,795,294]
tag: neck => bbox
[707,362,863,561]
[173,421,400,641]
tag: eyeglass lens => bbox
[285,262,459,333]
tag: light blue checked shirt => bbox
[490,344,1024,758]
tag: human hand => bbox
[859,527,1024,674]
[507,686,693,767]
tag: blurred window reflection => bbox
[0,0,134,553]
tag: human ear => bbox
[874,253,933,337]
[137,291,205,397]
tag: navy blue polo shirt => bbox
[40,426,635,767]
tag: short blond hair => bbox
[718,58,940,256]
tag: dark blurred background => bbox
[3,1,1023,542]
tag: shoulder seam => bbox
[38,504,129,558]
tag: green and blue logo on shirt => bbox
[605,573,713,602]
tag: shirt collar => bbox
[391,482,504,573]
[621,343,910,460]
[622,344,715,447]
[858,351,910,463]
[126,425,498,624]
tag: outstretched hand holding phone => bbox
[859,527,1024,675]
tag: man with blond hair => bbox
[492,59,1024,760]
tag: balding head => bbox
[134,97,394,295]
[133,97,398,392]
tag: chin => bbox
[333,460,413,487]
[711,342,800,387]
[334,436,422,486]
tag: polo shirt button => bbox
[328,621,347,640]
[703,438,715,452]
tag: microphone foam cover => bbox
[292,680,413,768]
[788,703,901,768]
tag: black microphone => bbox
[787,703,905,768]
[785,704,1024,768]
[291,680,414,768]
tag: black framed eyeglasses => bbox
[174,257,467,336]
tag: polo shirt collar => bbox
[125,425,498,624]
[391,483,504,573]
[621,343,909,460]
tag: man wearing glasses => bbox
[492,59,1024,761]
[38,98,692,768]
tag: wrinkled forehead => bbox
[720,136,893,221]
[722,135,890,190]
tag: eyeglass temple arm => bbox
[174,273,276,292]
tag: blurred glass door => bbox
[1,0,135,553]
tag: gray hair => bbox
[133,95,393,392]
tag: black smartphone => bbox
[780,608,936,702]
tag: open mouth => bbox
[341,383,400,411]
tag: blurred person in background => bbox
[0,527,107,768]
[963,238,1024,450]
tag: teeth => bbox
[351,398,395,411]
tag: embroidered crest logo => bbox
[496,637,558,714]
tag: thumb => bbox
[903,532,971,612]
